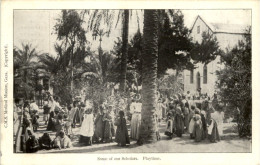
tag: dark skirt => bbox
[208,120,220,143]
[103,121,112,142]
[193,121,203,142]
[115,118,130,146]
[79,135,92,146]
[175,115,184,137]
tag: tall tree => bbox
[54,10,87,95]
[216,28,251,137]
[138,10,159,144]
[88,9,139,93]
[13,43,40,99]
[190,31,222,65]
[119,10,129,92]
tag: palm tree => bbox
[88,9,140,93]
[14,43,40,99]
[138,10,159,144]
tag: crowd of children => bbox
[14,90,224,153]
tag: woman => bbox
[93,106,104,143]
[79,108,94,146]
[103,108,113,143]
[175,102,184,137]
[115,111,130,146]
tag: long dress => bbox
[130,103,141,140]
[212,111,224,136]
[183,107,190,130]
[93,113,104,142]
[80,113,94,145]
[193,114,203,142]
[115,117,130,146]
[175,107,184,137]
[46,111,56,131]
[208,118,220,142]
[103,113,113,142]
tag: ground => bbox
[34,109,251,153]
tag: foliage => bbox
[13,43,42,99]
[157,10,194,77]
[216,27,251,137]
[190,31,223,65]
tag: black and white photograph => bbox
[12,9,252,154]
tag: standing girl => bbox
[79,108,94,146]
[115,111,130,146]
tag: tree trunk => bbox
[138,10,159,144]
[119,9,129,93]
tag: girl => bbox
[130,101,141,140]
[183,102,190,132]
[43,99,51,125]
[46,111,56,131]
[193,109,203,142]
[93,106,104,143]
[115,111,130,146]
[188,106,196,139]
[103,107,113,143]
[175,101,184,137]
[164,104,175,138]
[79,107,94,146]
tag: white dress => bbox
[211,111,224,136]
[130,103,142,140]
[80,114,94,137]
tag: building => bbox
[183,15,249,97]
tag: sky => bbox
[14,9,251,56]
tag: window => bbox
[203,65,207,84]
[197,25,200,34]
[190,69,194,84]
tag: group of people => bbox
[163,92,224,143]
[14,89,225,153]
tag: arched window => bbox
[203,65,207,84]
[190,69,194,84]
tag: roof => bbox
[191,15,250,34]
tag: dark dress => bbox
[47,111,56,131]
[200,114,207,139]
[103,113,113,142]
[208,119,220,143]
[175,107,184,137]
[93,113,104,142]
[193,115,203,142]
[115,117,130,146]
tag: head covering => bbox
[119,110,124,118]
[195,108,200,114]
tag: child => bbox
[175,101,184,137]
[115,111,130,146]
[193,109,203,142]
[103,108,113,143]
[54,130,72,149]
[79,108,94,146]
[188,106,196,139]
[164,105,175,138]
[31,110,40,132]
[43,99,50,125]
[39,133,52,150]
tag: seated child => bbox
[54,130,72,149]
